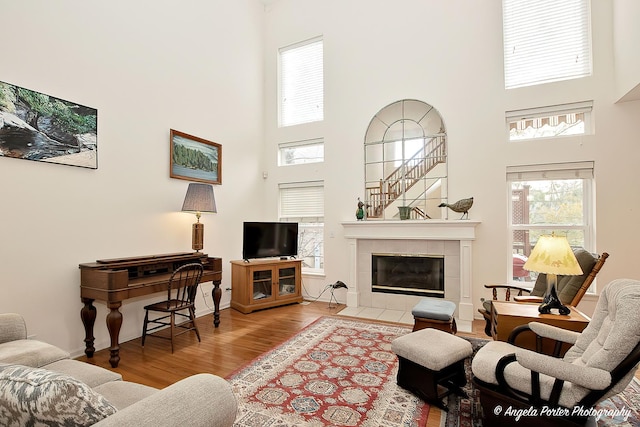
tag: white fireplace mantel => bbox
[341,220,481,333]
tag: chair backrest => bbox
[167,262,204,307]
[529,249,608,306]
[563,278,640,405]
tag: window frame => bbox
[279,181,325,274]
[507,162,595,289]
[278,138,325,166]
[502,0,592,89]
[278,36,324,128]
[506,101,593,142]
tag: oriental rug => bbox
[227,316,428,427]
[444,338,640,427]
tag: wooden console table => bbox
[491,301,590,355]
[79,252,222,368]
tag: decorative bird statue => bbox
[438,197,474,219]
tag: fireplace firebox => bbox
[371,253,444,297]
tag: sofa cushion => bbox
[0,339,69,368]
[93,381,158,410]
[45,359,122,388]
[0,364,117,426]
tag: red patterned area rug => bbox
[227,316,429,427]
[444,338,640,426]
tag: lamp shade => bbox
[181,183,216,214]
[523,234,583,276]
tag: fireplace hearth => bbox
[371,254,444,297]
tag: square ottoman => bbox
[391,328,473,410]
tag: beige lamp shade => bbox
[181,183,217,215]
[523,234,583,276]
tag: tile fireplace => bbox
[342,220,480,333]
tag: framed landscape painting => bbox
[170,129,221,185]
[0,80,97,169]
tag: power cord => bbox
[303,280,347,309]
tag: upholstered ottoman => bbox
[391,328,473,409]
[412,298,457,333]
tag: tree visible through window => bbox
[508,163,594,283]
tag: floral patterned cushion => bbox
[0,364,117,426]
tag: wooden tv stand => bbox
[230,258,303,313]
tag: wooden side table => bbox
[490,301,591,355]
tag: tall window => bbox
[279,182,324,273]
[279,37,324,127]
[503,0,592,89]
[508,162,594,283]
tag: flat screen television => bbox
[242,222,299,260]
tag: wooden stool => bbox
[412,298,457,333]
[391,328,473,410]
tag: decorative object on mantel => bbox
[0,80,98,169]
[398,206,411,220]
[523,233,583,314]
[170,129,221,184]
[182,183,217,252]
[355,197,370,220]
[438,197,474,219]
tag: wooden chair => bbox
[142,262,203,352]
[478,249,608,336]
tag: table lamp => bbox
[523,233,583,315]
[181,183,216,252]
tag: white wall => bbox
[3,1,640,356]
[613,0,640,102]
[262,0,640,315]
[0,0,265,355]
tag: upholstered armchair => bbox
[478,249,608,336]
[472,278,640,426]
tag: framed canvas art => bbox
[0,80,97,169]
[170,129,221,184]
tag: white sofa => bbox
[0,313,237,426]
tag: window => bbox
[508,162,594,284]
[506,101,593,141]
[279,37,323,127]
[279,182,324,273]
[503,0,592,89]
[278,139,324,166]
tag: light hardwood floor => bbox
[76,301,486,426]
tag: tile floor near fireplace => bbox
[336,306,415,326]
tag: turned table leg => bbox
[106,302,123,368]
[212,281,221,327]
[80,298,96,358]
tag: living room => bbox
[2,0,640,392]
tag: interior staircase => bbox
[366,135,446,219]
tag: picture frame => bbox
[170,129,221,185]
[0,80,98,169]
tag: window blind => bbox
[506,161,594,181]
[279,37,324,127]
[503,0,591,89]
[279,182,324,219]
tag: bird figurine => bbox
[438,197,474,219]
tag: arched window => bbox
[364,99,447,220]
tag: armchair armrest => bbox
[93,374,238,427]
[515,348,611,390]
[484,284,532,294]
[0,313,28,344]
[513,296,543,303]
[527,322,580,345]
